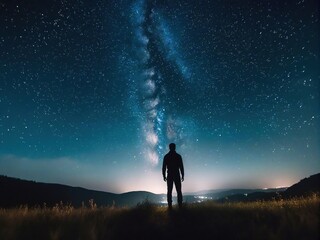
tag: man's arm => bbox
[162,157,167,181]
[180,156,184,181]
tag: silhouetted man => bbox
[162,143,184,209]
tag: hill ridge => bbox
[1,173,319,207]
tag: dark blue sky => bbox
[0,0,319,193]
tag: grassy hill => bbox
[0,195,319,240]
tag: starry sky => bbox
[0,0,319,194]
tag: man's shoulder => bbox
[173,152,182,161]
[164,153,170,159]
[164,151,182,159]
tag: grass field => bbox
[0,195,319,240]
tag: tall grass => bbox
[0,195,319,240]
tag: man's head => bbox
[169,143,176,151]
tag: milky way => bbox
[128,0,193,166]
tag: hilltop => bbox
[0,195,319,240]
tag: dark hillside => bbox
[284,173,320,197]
[0,176,159,207]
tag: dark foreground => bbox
[0,195,319,240]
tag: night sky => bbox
[0,0,319,194]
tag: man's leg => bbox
[167,177,173,209]
[175,178,183,208]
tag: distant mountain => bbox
[202,188,287,200]
[216,191,280,203]
[216,173,320,203]
[0,176,161,208]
